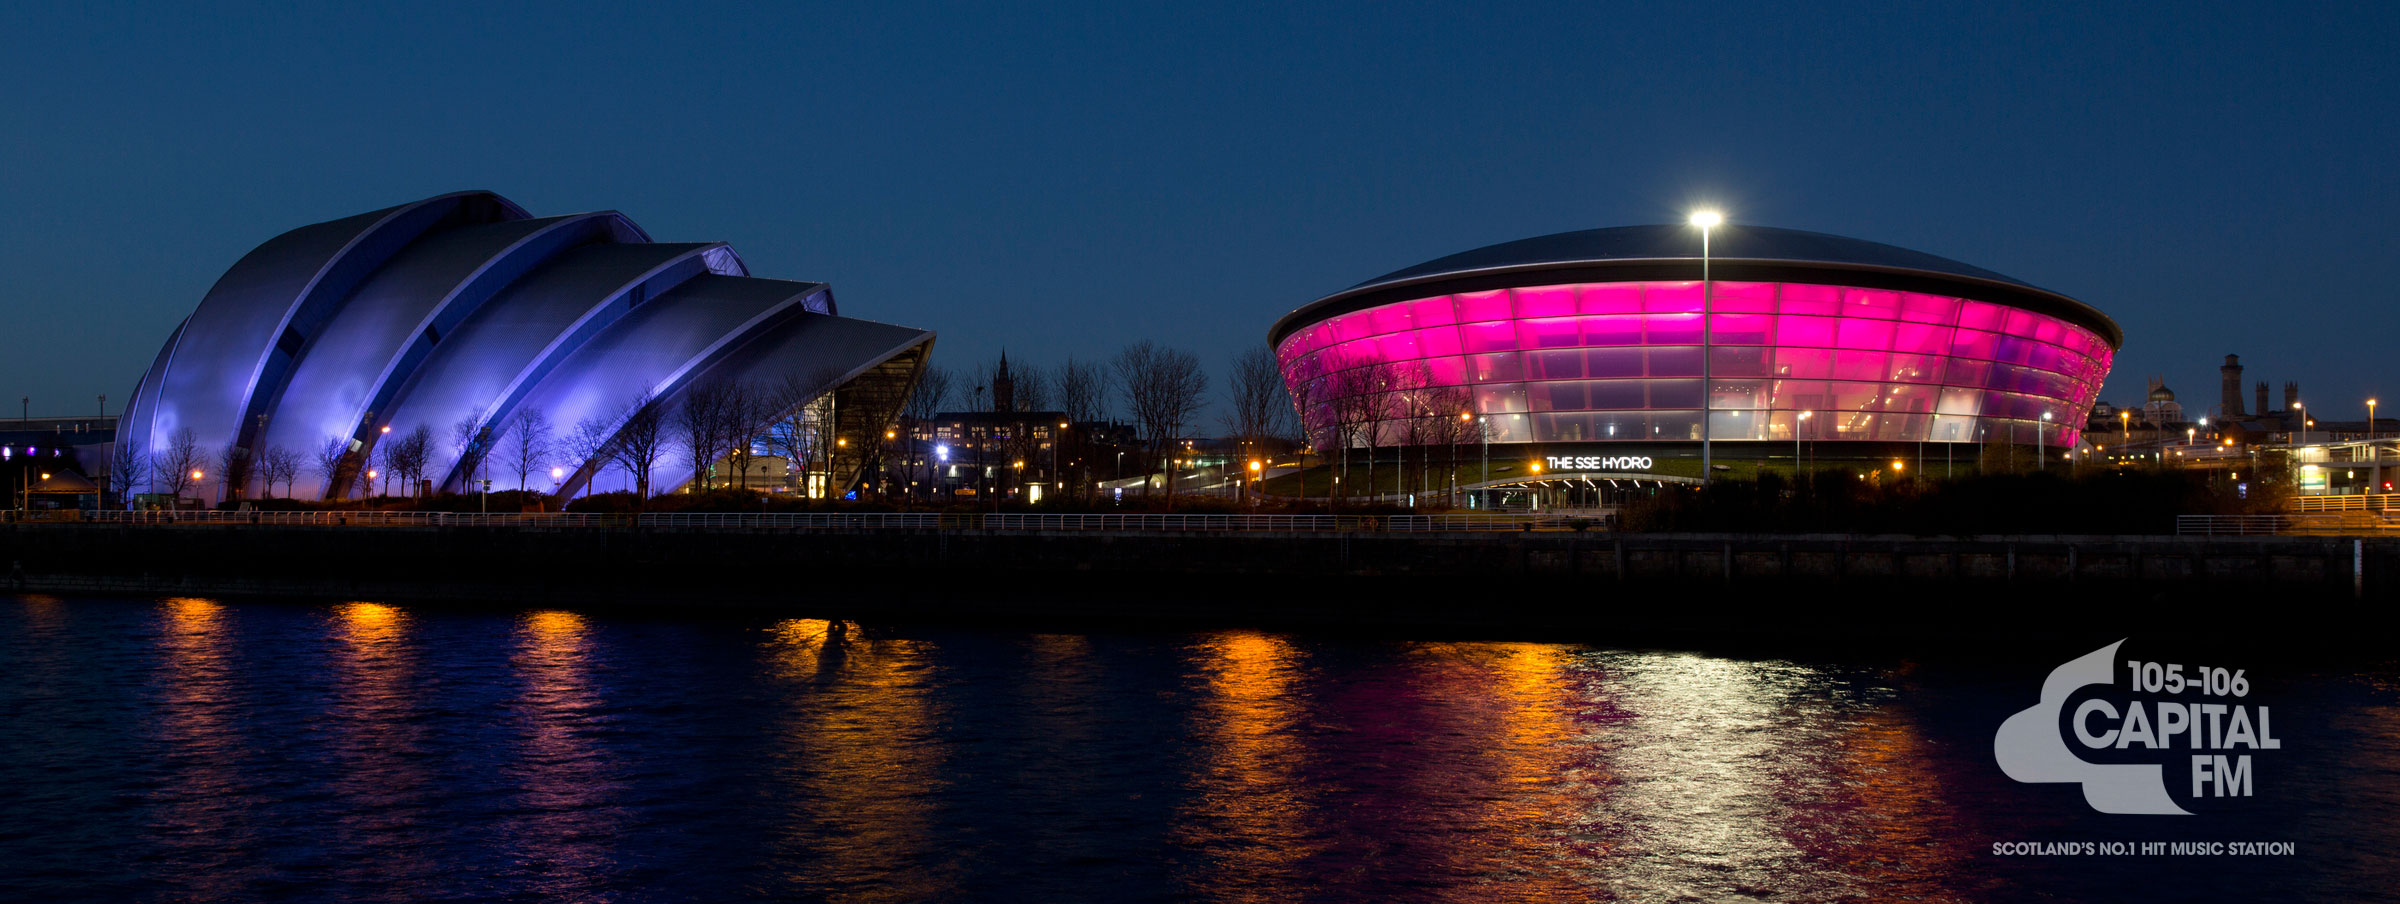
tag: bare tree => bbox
[722,383,772,490]
[1113,340,1209,502]
[609,389,672,502]
[106,436,144,508]
[502,407,554,492]
[1322,357,1391,504]
[676,380,740,493]
[262,446,302,498]
[314,437,350,499]
[153,428,203,501]
[1054,356,1109,424]
[1223,346,1287,458]
[901,365,954,494]
[1011,362,1053,412]
[904,364,954,424]
[765,372,831,496]
[215,444,254,501]
[388,425,434,497]
[569,417,619,494]
[846,369,915,499]
[450,416,492,493]
[1424,384,1476,502]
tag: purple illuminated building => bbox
[121,191,934,501]
[1270,225,2120,473]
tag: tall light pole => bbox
[1795,410,1810,477]
[2036,411,2052,471]
[1690,210,1722,484]
[1477,414,1490,507]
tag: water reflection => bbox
[499,608,620,896]
[4,598,2379,903]
[323,602,435,890]
[760,618,954,902]
[1174,632,1321,901]
[1765,661,1978,901]
[1392,643,1589,901]
[145,597,256,898]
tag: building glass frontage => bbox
[1270,226,2121,464]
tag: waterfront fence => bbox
[74,509,1607,533]
[2174,515,2290,536]
[2294,494,2400,513]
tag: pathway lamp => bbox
[1689,209,1722,483]
[2040,411,2053,471]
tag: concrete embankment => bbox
[5,524,2391,638]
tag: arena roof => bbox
[1272,224,2120,349]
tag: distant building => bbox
[2142,377,2184,426]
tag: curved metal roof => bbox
[1355,224,2035,290]
[124,191,934,501]
[1271,223,2121,349]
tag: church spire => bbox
[992,350,1015,413]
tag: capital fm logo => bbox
[1995,639,2282,815]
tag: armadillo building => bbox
[1269,224,2120,481]
[121,190,934,501]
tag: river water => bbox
[1,594,2392,902]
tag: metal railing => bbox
[85,510,618,527]
[66,509,1612,533]
[2293,493,2400,513]
[2174,515,2290,536]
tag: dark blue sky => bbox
[5,3,2394,424]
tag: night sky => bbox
[4,3,2394,425]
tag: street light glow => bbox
[1687,210,1723,228]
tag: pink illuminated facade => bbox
[1270,226,2120,461]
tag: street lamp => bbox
[1796,410,1812,475]
[2370,398,2378,441]
[1475,413,1489,506]
[2119,409,2130,450]
[1689,209,1723,483]
[2040,411,2053,471]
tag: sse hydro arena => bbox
[1269,224,2120,492]
[121,190,933,503]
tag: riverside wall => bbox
[6,524,2393,632]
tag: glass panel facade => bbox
[1277,280,2113,449]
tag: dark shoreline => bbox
[7,524,2392,658]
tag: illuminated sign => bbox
[1545,455,1653,471]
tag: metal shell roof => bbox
[122,190,935,501]
[1273,224,2120,348]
